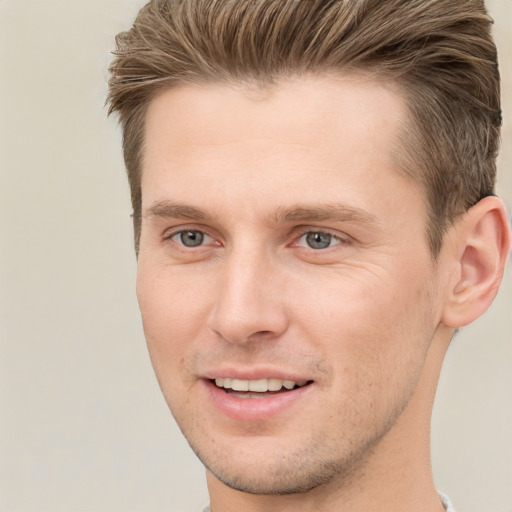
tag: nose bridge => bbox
[207,241,287,343]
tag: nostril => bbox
[247,330,274,341]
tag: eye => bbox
[171,230,211,247]
[298,231,341,250]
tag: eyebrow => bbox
[143,200,379,227]
[274,204,380,226]
[143,201,213,221]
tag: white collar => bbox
[202,493,455,512]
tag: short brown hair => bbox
[107,0,501,256]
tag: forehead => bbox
[141,75,424,226]
[144,74,407,161]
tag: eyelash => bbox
[166,228,217,248]
[298,231,346,249]
[164,227,349,251]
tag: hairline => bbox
[131,70,441,258]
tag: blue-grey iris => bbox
[306,232,332,249]
[180,230,204,247]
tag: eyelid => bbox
[171,230,213,245]
[162,224,221,246]
[291,227,352,247]
[296,232,341,249]
[160,223,352,250]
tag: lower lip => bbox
[202,379,313,421]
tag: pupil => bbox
[306,232,331,249]
[181,230,204,247]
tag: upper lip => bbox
[201,366,313,382]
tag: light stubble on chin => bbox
[185,393,409,497]
[165,291,439,497]
[200,448,364,496]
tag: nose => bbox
[207,249,289,344]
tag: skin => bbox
[136,75,509,512]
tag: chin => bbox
[190,436,366,496]
[210,465,342,496]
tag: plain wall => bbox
[0,1,510,511]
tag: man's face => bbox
[137,76,445,494]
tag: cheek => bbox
[304,281,435,437]
[136,264,211,375]
[293,266,436,381]
[137,258,209,324]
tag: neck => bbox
[206,327,452,512]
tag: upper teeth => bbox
[214,378,307,392]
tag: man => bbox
[107,1,510,511]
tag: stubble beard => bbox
[165,294,438,497]
[180,398,408,497]
[196,441,366,496]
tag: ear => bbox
[441,196,511,328]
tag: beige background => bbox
[0,1,510,511]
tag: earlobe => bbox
[441,196,511,328]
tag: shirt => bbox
[202,493,455,512]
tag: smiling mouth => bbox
[212,377,312,398]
